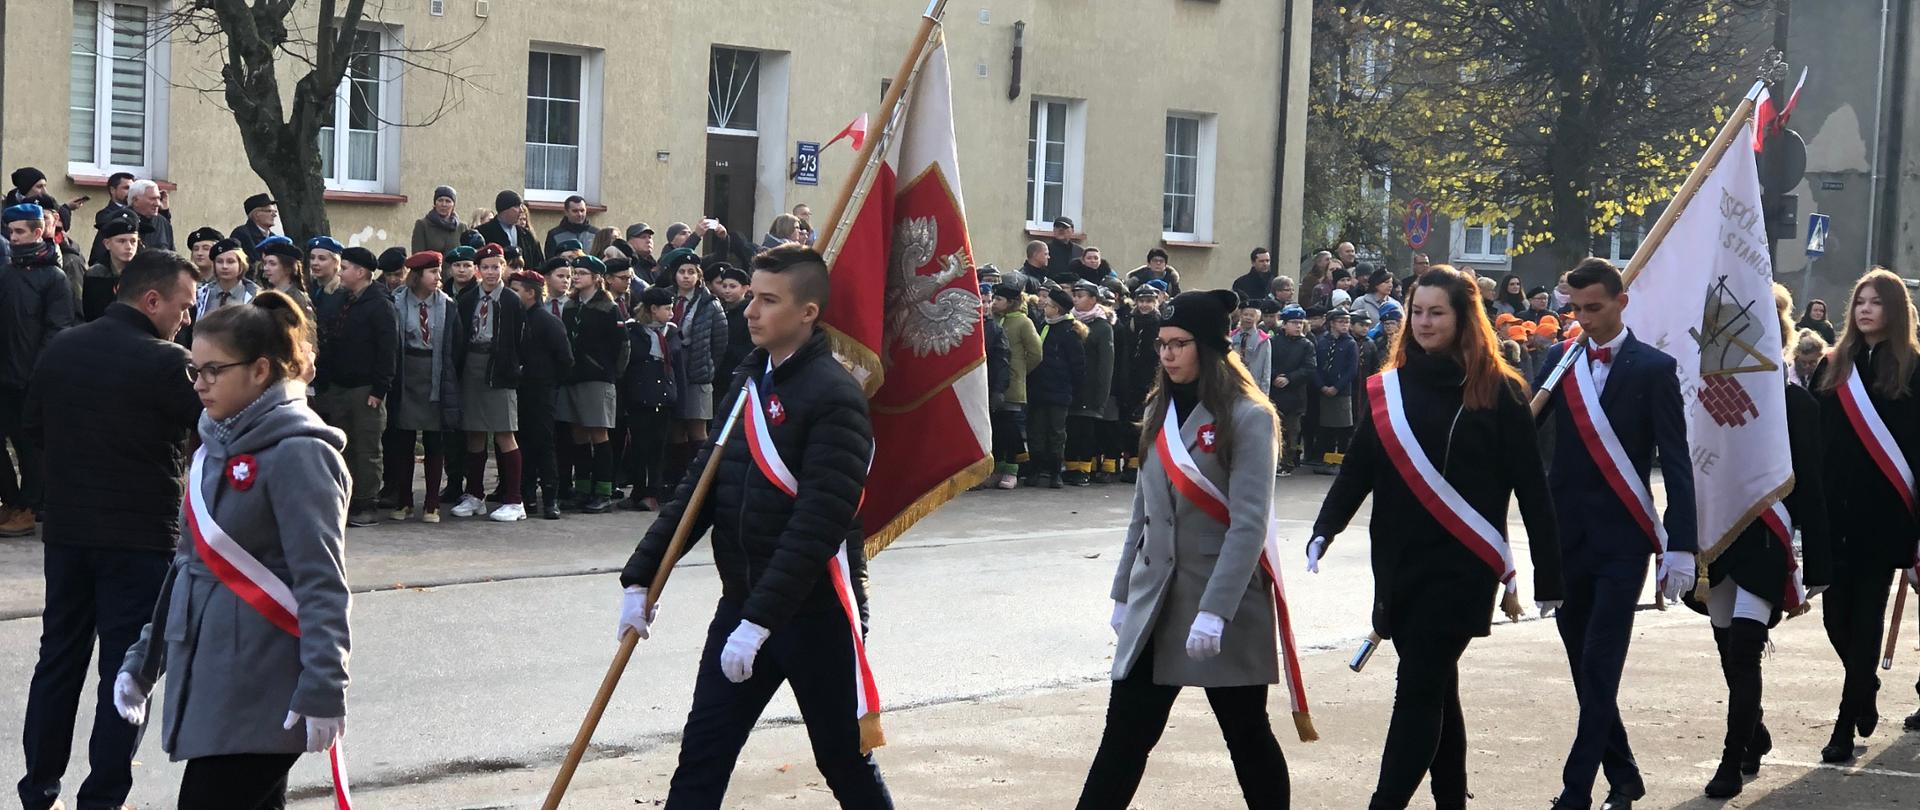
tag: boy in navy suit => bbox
[1533,258,1697,810]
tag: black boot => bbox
[1821,710,1857,763]
[541,487,561,520]
[1703,760,1744,799]
[1708,619,1766,797]
[1859,674,1881,737]
[1743,711,1772,775]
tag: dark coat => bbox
[1816,344,1920,569]
[313,284,399,399]
[543,218,598,259]
[228,222,273,260]
[1532,332,1698,563]
[622,328,872,630]
[984,316,1011,410]
[1125,265,1182,297]
[1270,333,1317,413]
[0,246,77,390]
[1072,314,1115,416]
[562,290,627,384]
[1313,332,1359,395]
[82,262,121,322]
[1027,318,1086,408]
[1232,268,1277,306]
[1108,309,1134,420]
[622,322,678,408]
[516,298,574,387]
[1314,351,1563,639]
[25,303,201,551]
[721,299,752,376]
[456,284,524,388]
[1122,310,1162,420]
[475,219,545,267]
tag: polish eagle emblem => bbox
[885,216,979,359]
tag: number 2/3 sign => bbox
[794,141,821,186]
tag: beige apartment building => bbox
[1,0,1311,287]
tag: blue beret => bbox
[257,234,294,250]
[3,203,45,224]
[306,236,345,255]
[1280,305,1307,321]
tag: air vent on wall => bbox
[474,0,490,18]
[429,0,444,15]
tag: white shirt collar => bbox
[1593,328,1629,359]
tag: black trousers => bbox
[1025,405,1068,477]
[1097,418,1130,473]
[518,383,559,501]
[0,386,44,509]
[1555,555,1647,802]
[667,600,892,810]
[1277,408,1304,469]
[1822,556,1895,726]
[1065,414,1100,473]
[1371,632,1471,809]
[989,408,1026,470]
[17,544,169,810]
[627,405,673,498]
[176,753,301,810]
[1077,645,1289,809]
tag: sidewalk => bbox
[299,603,1920,808]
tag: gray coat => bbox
[121,382,353,761]
[1110,396,1279,687]
[674,286,729,386]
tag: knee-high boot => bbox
[1707,619,1766,797]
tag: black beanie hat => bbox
[10,167,46,194]
[494,190,523,212]
[1045,287,1074,314]
[1162,290,1239,354]
[992,283,1023,302]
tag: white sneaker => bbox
[449,495,486,517]
[488,503,527,522]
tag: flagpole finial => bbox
[924,0,945,19]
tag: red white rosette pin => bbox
[768,395,787,426]
[226,454,259,491]
[1198,423,1217,453]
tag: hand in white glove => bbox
[1306,536,1329,574]
[1658,551,1697,601]
[617,585,659,642]
[1807,584,1829,600]
[1185,611,1225,661]
[283,711,345,753]
[720,620,772,683]
[1109,601,1126,636]
[112,672,149,726]
[1537,600,1564,618]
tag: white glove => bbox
[283,711,345,753]
[1306,536,1328,574]
[720,620,772,683]
[112,672,149,726]
[1537,601,1564,618]
[1807,585,1829,600]
[1658,551,1697,601]
[1109,601,1126,636]
[1185,611,1225,661]
[617,585,658,641]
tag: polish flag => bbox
[826,113,869,152]
[1753,67,1807,151]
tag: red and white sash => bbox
[1366,371,1517,591]
[1153,406,1316,741]
[1562,344,1668,554]
[740,378,886,752]
[1836,364,1916,514]
[185,447,355,810]
[1756,501,1807,613]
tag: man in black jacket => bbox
[314,246,399,526]
[619,244,890,809]
[228,193,277,259]
[510,268,573,519]
[18,250,199,810]
[1,203,76,531]
[477,190,545,268]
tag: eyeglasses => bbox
[187,358,257,383]
[1154,338,1196,354]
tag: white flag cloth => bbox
[1620,120,1793,558]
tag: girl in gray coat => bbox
[1078,289,1288,809]
[114,292,353,809]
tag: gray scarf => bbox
[423,208,462,232]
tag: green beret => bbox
[659,247,701,271]
[445,245,477,263]
[570,255,608,275]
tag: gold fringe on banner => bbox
[1292,711,1319,743]
[865,455,995,558]
[859,712,888,754]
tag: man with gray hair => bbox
[126,180,172,253]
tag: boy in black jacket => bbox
[1270,305,1316,475]
[621,286,679,510]
[619,244,890,808]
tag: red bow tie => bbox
[1590,346,1613,363]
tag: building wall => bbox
[2,0,1302,290]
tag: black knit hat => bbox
[639,286,675,308]
[1162,289,1239,353]
[1044,287,1074,314]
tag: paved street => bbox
[4,473,1920,808]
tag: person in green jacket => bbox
[991,284,1042,489]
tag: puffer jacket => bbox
[621,328,871,630]
[0,242,76,390]
[997,308,1042,406]
[674,285,729,386]
[1027,317,1086,408]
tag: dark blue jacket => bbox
[1026,318,1086,407]
[1533,332,1697,562]
[1313,332,1358,395]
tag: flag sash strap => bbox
[1153,407,1314,738]
[1563,346,1668,554]
[1367,372,1517,588]
[740,380,883,741]
[1837,365,1917,513]
[1757,502,1806,613]
[185,447,355,810]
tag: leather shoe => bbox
[1904,708,1920,731]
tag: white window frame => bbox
[1595,216,1646,263]
[706,46,761,137]
[1025,96,1086,231]
[318,25,401,194]
[68,0,171,178]
[1161,112,1217,242]
[1452,219,1514,264]
[525,44,603,202]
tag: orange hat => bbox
[1506,325,1530,341]
[1495,313,1518,327]
[1537,315,1560,330]
[1564,321,1584,339]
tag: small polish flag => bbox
[1753,68,1807,152]
[826,113,869,152]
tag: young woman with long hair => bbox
[114,292,352,809]
[1682,283,1831,797]
[259,240,316,327]
[1814,267,1920,763]
[1078,289,1289,809]
[1309,266,1562,809]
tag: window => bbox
[1162,113,1217,241]
[707,48,760,133]
[69,0,168,175]
[318,28,396,192]
[526,47,602,198]
[1592,215,1647,263]
[1026,97,1085,229]
[1456,219,1513,262]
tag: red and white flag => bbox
[1621,101,1793,560]
[1752,68,1807,152]
[826,113,869,152]
[818,24,992,555]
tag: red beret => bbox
[508,270,545,287]
[404,251,443,270]
[477,243,506,261]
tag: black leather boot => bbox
[1707,619,1766,796]
[541,487,561,520]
